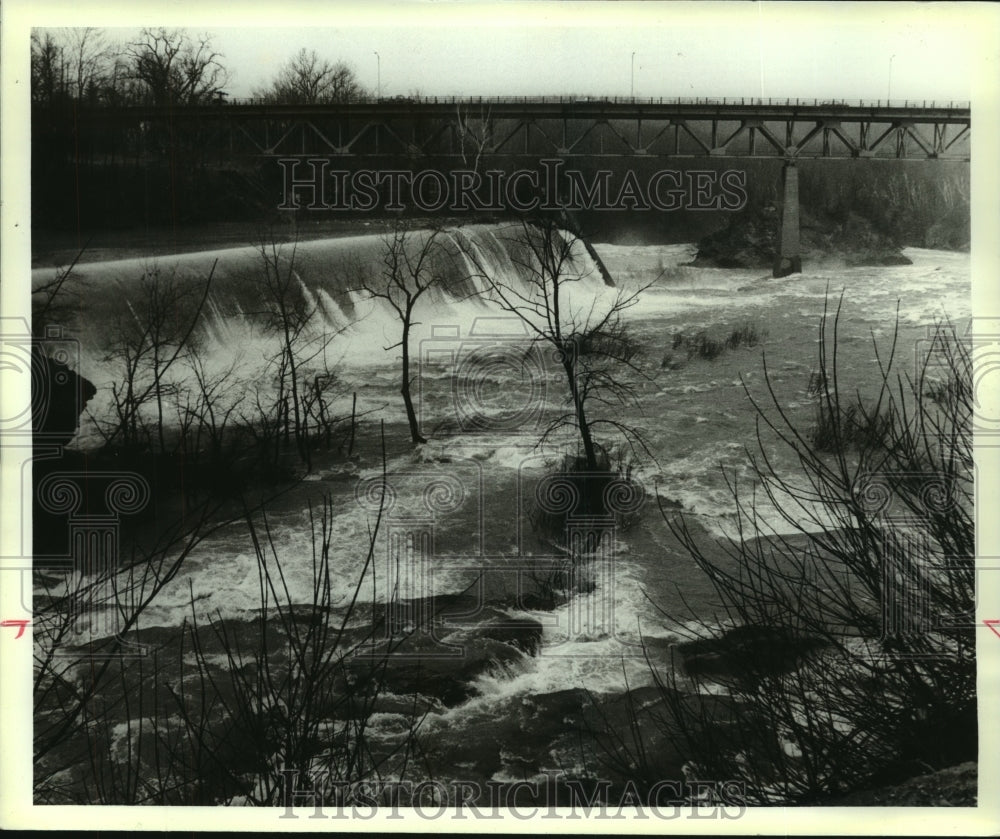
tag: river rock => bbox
[350,632,523,707]
[675,624,828,683]
[347,602,544,707]
[820,761,977,806]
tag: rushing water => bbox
[33,229,971,793]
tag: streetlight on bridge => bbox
[888,54,896,103]
[631,51,636,98]
[374,51,381,99]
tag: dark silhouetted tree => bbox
[125,28,229,105]
[254,48,363,104]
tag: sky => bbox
[10,2,990,103]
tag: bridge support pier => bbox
[773,160,802,278]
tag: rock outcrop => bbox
[675,624,829,683]
[688,206,912,270]
[346,599,545,707]
[31,347,96,446]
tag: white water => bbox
[37,230,970,775]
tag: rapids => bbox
[31,225,970,793]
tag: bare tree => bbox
[463,218,650,471]
[102,262,214,453]
[30,31,68,105]
[33,496,228,801]
[34,435,425,804]
[629,302,976,803]
[254,48,363,104]
[249,235,346,470]
[180,351,248,469]
[455,103,494,173]
[125,28,229,105]
[253,239,312,466]
[357,225,459,445]
[65,27,110,102]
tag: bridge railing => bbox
[42,94,972,111]
[220,95,970,109]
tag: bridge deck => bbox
[59,97,972,124]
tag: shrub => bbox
[724,323,766,350]
[808,399,897,453]
[669,322,767,362]
[34,452,421,804]
[585,297,974,804]
[692,333,725,360]
[167,493,420,804]
[529,451,644,558]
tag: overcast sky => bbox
[14,2,991,103]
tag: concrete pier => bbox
[773,161,802,278]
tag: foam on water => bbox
[91,237,968,631]
[39,231,971,755]
[608,243,970,329]
[43,223,620,451]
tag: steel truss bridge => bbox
[37,97,970,276]
[48,96,971,162]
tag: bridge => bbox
[36,96,970,276]
[56,96,971,160]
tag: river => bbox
[31,229,970,803]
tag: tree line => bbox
[31,27,367,107]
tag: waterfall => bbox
[32,223,611,370]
